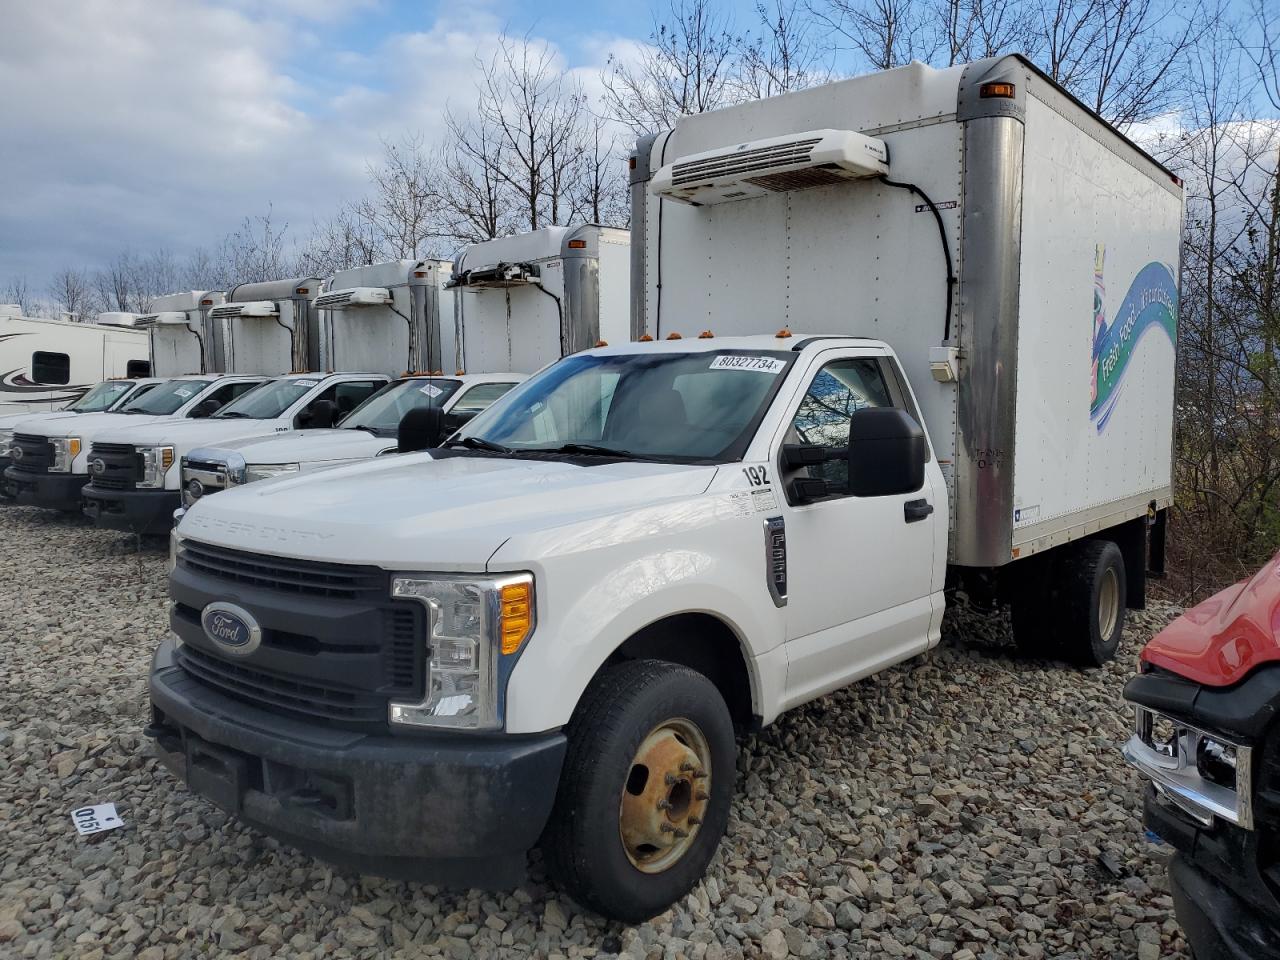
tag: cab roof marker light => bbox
[698,330,714,338]
[595,340,609,347]
[776,327,793,338]
[667,332,683,340]
[979,81,1016,99]
[638,334,654,342]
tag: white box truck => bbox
[5,374,265,512]
[314,260,456,376]
[0,308,151,414]
[0,376,165,485]
[176,373,524,508]
[137,291,226,377]
[147,56,1180,921]
[446,225,630,373]
[208,277,325,375]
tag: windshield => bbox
[69,381,134,413]
[341,378,461,434]
[121,379,212,415]
[459,350,793,462]
[214,378,313,420]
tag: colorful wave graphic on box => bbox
[1090,254,1177,432]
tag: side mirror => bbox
[846,407,927,496]
[191,399,220,419]
[304,400,337,430]
[398,406,445,453]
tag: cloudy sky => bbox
[1,0,735,291]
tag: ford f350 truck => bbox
[5,375,264,512]
[1123,553,1280,960]
[176,373,523,508]
[147,55,1181,921]
[0,377,164,484]
[81,373,391,534]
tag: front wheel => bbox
[541,659,736,922]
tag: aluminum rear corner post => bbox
[953,59,1028,569]
[629,133,661,342]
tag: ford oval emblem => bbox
[200,602,262,656]
[10,446,22,461]
[90,458,106,475]
[186,478,204,500]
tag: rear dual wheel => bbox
[542,659,735,923]
[1012,539,1126,666]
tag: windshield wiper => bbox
[217,411,250,419]
[443,436,511,454]
[542,442,640,458]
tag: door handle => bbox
[904,498,933,523]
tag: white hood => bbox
[94,417,291,452]
[179,454,717,569]
[200,428,395,464]
[23,411,185,440]
[0,410,84,432]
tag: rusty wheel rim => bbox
[618,718,711,874]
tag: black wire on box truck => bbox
[877,175,957,344]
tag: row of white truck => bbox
[11,56,1182,921]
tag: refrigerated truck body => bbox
[208,277,324,376]
[136,291,225,377]
[446,225,630,374]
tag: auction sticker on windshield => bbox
[419,383,444,398]
[295,380,318,388]
[710,355,787,374]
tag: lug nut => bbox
[692,770,708,779]
[688,815,702,825]
[665,773,677,786]
[656,798,671,811]
[696,790,709,802]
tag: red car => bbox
[1123,552,1280,960]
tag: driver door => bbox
[776,350,939,710]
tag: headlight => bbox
[137,445,175,489]
[0,430,13,457]
[389,573,534,731]
[244,462,300,483]
[169,528,185,574]
[49,437,82,472]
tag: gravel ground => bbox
[1,505,1189,959]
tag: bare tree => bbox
[48,268,93,322]
[209,208,293,285]
[358,134,443,259]
[738,0,829,97]
[2,277,35,315]
[439,109,516,244]
[809,0,928,71]
[603,0,742,135]
[295,205,384,277]
[572,113,631,226]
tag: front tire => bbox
[541,659,736,922]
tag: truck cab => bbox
[81,372,390,535]
[5,374,264,512]
[177,372,524,509]
[0,377,164,480]
[151,334,944,919]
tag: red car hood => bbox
[1142,550,1280,686]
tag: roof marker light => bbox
[979,82,1016,99]
[666,332,683,340]
[776,327,793,338]
[567,239,587,249]
[698,330,714,338]
[595,339,608,347]
[638,334,654,342]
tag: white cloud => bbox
[0,1,623,291]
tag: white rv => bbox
[150,57,1180,921]
[208,277,324,375]
[314,260,456,376]
[137,291,226,377]
[446,225,630,373]
[0,308,151,415]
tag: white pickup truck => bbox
[176,372,523,509]
[80,372,391,534]
[147,55,1180,921]
[5,374,264,513]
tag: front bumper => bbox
[1166,849,1280,960]
[82,485,180,535]
[147,637,567,886]
[0,457,11,500]
[2,466,88,511]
